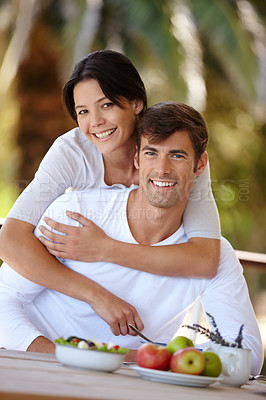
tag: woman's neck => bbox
[102,142,139,187]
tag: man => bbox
[0,101,263,375]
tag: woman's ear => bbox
[195,151,208,177]
[134,100,144,115]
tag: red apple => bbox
[137,343,171,371]
[170,347,205,375]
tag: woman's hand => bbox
[38,211,110,262]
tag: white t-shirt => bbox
[0,187,263,375]
[7,127,220,239]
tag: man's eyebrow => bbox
[141,145,158,152]
[141,145,188,156]
[75,96,108,110]
[168,149,188,156]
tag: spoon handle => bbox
[129,324,155,344]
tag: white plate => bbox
[253,380,266,389]
[55,343,126,372]
[132,366,222,387]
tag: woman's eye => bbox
[78,109,88,115]
[102,102,114,109]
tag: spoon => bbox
[249,375,266,382]
[128,324,156,344]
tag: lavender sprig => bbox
[182,313,244,348]
[232,324,244,348]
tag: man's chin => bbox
[147,195,180,209]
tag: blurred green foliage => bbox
[0,0,265,255]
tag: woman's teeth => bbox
[95,128,116,139]
[152,180,175,187]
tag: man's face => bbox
[135,131,207,209]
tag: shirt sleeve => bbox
[7,130,92,226]
[200,238,264,376]
[0,192,82,351]
[0,263,45,351]
[183,160,221,239]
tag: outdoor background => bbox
[0,0,265,371]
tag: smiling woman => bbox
[0,50,221,348]
[73,79,143,161]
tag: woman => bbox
[0,50,220,342]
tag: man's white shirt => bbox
[0,187,263,375]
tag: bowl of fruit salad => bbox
[55,336,129,372]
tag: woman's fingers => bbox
[66,211,90,226]
[44,216,79,233]
[39,225,66,243]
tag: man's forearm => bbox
[27,336,55,353]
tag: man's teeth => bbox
[152,180,175,187]
[95,128,116,139]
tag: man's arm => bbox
[200,238,263,376]
[0,259,144,352]
[0,263,46,351]
[27,336,55,353]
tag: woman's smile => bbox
[92,128,117,140]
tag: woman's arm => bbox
[0,218,144,336]
[38,213,220,278]
[102,237,220,278]
[38,159,221,278]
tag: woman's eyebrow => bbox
[75,96,108,111]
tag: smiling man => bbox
[0,101,263,375]
[127,102,208,246]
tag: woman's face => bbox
[73,79,143,154]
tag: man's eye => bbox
[172,154,184,159]
[145,151,157,156]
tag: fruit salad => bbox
[55,336,129,354]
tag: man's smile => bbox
[150,179,177,188]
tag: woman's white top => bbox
[7,127,220,239]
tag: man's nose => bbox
[155,157,171,176]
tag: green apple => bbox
[166,336,194,355]
[202,351,222,377]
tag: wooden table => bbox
[0,349,265,400]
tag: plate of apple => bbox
[133,336,223,388]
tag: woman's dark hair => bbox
[137,101,209,166]
[63,50,147,123]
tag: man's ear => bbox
[195,151,208,177]
[134,145,140,169]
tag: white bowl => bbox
[55,343,126,372]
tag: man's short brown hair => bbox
[136,101,209,165]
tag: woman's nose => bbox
[90,110,105,127]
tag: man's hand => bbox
[89,284,144,336]
[27,336,55,353]
[38,212,110,262]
